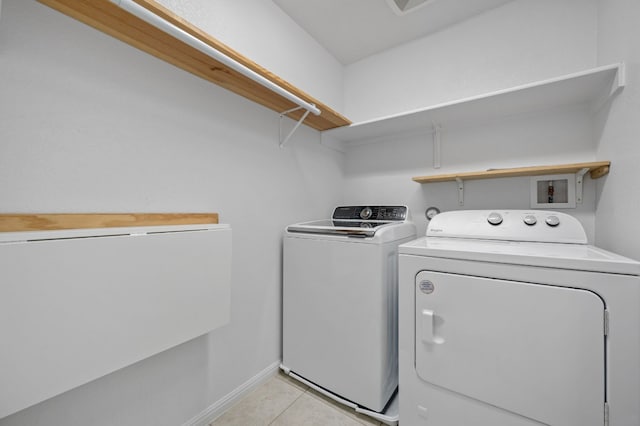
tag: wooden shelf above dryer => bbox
[412,161,611,206]
[412,161,611,184]
[36,0,351,131]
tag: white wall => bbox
[342,0,600,238]
[594,0,640,259]
[156,0,345,114]
[0,0,632,423]
[0,1,343,424]
[344,0,597,122]
[343,106,598,238]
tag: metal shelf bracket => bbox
[279,106,312,148]
[575,167,590,204]
[455,177,464,206]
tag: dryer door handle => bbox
[421,309,435,344]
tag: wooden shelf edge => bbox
[412,161,612,184]
[36,0,351,131]
[0,213,219,233]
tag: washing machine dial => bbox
[360,207,373,220]
[425,207,440,221]
[487,212,503,226]
[545,215,560,227]
[523,215,537,226]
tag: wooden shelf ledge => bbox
[36,0,351,131]
[0,213,219,232]
[412,161,611,184]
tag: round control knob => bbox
[523,215,537,226]
[487,212,503,226]
[360,207,373,220]
[425,206,440,221]
[545,215,560,227]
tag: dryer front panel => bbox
[415,271,605,426]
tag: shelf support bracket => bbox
[455,177,464,206]
[594,63,626,111]
[279,106,312,148]
[611,62,626,97]
[575,167,590,204]
[432,123,442,169]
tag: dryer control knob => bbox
[545,215,560,227]
[360,207,373,220]
[487,212,503,226]
[523,215,537,226]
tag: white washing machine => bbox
[398,210,640,426]
[282,206,416,423]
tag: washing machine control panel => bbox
[333,206,408,222]
[428,210,587,244]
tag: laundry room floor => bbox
[210,371,383,426]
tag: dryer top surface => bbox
[400,236,640,276]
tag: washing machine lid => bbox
[287,205,413,238]
[400,236,640,275]
[287,219,397,238]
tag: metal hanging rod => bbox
[109,0,321,117]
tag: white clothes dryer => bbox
[282,206,416,424]
[398,210,640,426]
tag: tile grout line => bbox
[303,388,380,426]
[269,376,381,426]
[305,389,383,426]
[267,385,308,425]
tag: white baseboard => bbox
[182,360,281,426]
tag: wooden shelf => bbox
[0,213,219,232]
[324,64,624,143]
[36,0,351,131]
[412,161,611,184]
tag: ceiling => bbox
[272,0,515,64]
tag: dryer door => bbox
[415,271,605,426]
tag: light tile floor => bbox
[210,371,383,426]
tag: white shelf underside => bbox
[324,63,624,144]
